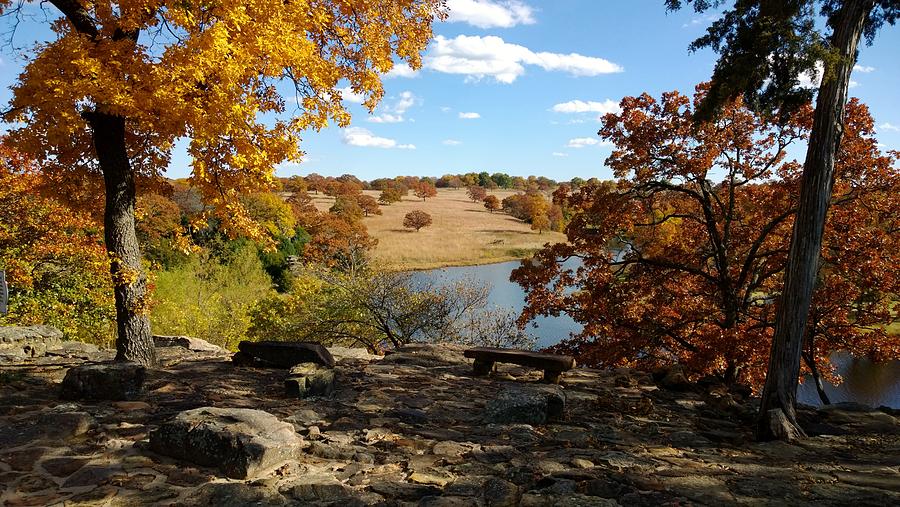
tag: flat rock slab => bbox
[149,407,303,479]
[153,335,226,353]
[485,385,566,425]
[60,362,145,401]
[238,341,335,368]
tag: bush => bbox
[248,268,490,352]
[150,243,274,350]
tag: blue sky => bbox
[1,1,898,181]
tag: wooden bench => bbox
[463,347,576,384]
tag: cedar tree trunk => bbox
[87,111,157,367]
[757,0,873,441]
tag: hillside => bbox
[308,189,567,270]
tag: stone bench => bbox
[463,347,576,384]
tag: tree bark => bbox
[803,352,832,405]
[756,0,873,441]
[86,111,157,367]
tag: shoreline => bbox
[374,253,534,273]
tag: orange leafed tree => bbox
[403,210,433,232]
[0,0,444,365]
[414,181,438,201]
[512,86,900,391]
[483,195,500,213]
[0,141,115,343]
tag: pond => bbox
[420,261,900,409]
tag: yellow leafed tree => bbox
[0,0,444,366]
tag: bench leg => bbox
[543,370,562,384]
[473,359,494,376]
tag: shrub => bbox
[150,243,274,350]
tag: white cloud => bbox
[853,64,875,73]
[459,112,481,119]
[551,99,621,115]
[440,106,452,113]
[682,13,719,28]
[878,122,900,132]
[368,114,405,124]
[552,152,569,157]
[443,139,463,146]
[336,86,365,104]
[385,63,419,79]
[342,127,415,149]
[566,137,611,149]
[394,91,416,114]
[425,35,622,84]
[367,91,418,123]
[446,0,536,28]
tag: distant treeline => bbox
[272,172,606,194]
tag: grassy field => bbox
[309,188,566,270]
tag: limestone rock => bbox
[60,362,146,401]
[153,335,226,353]
[149,407,302,479]
[0,325,64,358]
[288,473,350,501]
[328,346,381,361]
[237,340,335,368]
[484,385,565,425]
[284,363,336,398]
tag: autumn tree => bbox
[379,188,403,205]
[306,174,328,195]
[483,195,501,213]
[414,181,438,201]
[531,215,551,235]
[0,0,443,365]
[512,87,899,400]
[302,213,377,277]
[0,142,115,344]
[356,195,382,217]
[467,186,488,203]
[135,192,193,267]
[330,195,364,222]
[666,0,899,440]
[403,210,433,232]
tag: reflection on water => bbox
[419,261,900,409]
[798,354,900,408]
[417,261,582,349]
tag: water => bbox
[419,261,900,409]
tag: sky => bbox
[1,1,898,182]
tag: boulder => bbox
[237,340,335,368]
[60,362,146,401]
[484,385,565,425]
[153,335,226,353]
[0,325,64,358]
[284,363,336,398]
[653,364,691,391]
[149,407,302,479]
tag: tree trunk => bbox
[86,111,157,367]
[803,352,832,406]
[756,0,872,441]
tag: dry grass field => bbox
[308,188,566,270]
